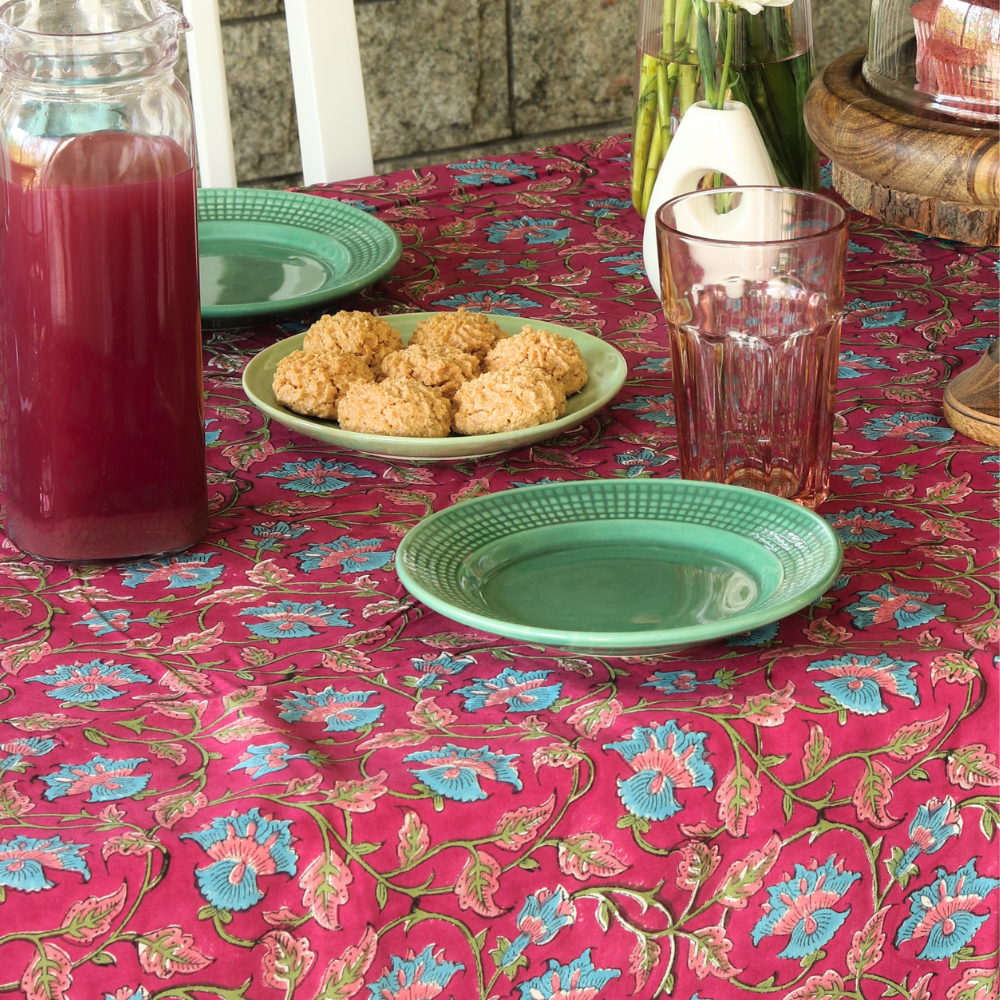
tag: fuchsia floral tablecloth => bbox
[0,138,997,1000]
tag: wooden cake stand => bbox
[805,48,999,446]
[803,47,998,247]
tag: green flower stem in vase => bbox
[631,0,702,213]
[710,0,819,189]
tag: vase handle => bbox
[642,101,779,298]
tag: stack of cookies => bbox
[271,308,588,439]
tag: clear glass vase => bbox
[631,0,820,211]
[631,0,703,213]
[718,0,820,191]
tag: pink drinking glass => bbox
[655,186,849,508]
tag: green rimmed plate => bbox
[396,479,843,654]
[198,188,401,326]
[242,313,628,461]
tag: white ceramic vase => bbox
[642,100,779,298]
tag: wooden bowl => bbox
[944,341,999,446]
[804,48,999,246]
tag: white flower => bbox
[707,0,794,13]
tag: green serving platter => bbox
[198,188,401,326]
[242,313,628,461]
[396,479,843,654]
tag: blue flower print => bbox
[448,158,536,186]
[205,419,221,445]
[838,351,895,379]
[40,755,150,803]
[24,659,152,704]
[408,652,476,688]
[454,667,563,713]
[844,583,945,630]
[0,835,90,892]
[616,447,670,477]
[584,197,632,219]
[605,720,714,821]
[180,808,297,912]
[751,856,861,958]
[241,600,351,638]
[73,608,158,637]
[294,535,394,575]
[457,258,511,276]
[860,412,955,444]
[0,736,56,772]
[820,161,833,189]
[895,859,1000,960]
[844,297,907,328]
[403,744,522,802]
[120,552,224,590]
[727,622,780,646]
[498,885,576,966]
[636,356,671,375]
[824,507,914,546]
[613,393,676,426]
[807,653,919,715]
[899,795,963,871]
[971,296,998,313]
[230,742,310,780]
[833,463,886,487]
[431,290,542,315]
[958,337,995,352]
[252,521,311,552]
[485,217,571,245]
[366,945,464,1000]
[328,197,377,213]
[601,251,646,277]
[259,459,375,495]
[104,989,148,1000]
[848,239,872,255]
[641,670,719,695]
[516,949,620,1000]
[511,477,566,488]
[278,687,384,732]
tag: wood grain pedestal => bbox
[803,48,999,247]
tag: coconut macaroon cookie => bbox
[381,344,481,399]
[452,368,566,436]
[337,377,452,438]
[408,307,506,360]
[484,325,588,395]
[303,310,404,368]
[272,350,375,420]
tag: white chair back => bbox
[180,0,374,187]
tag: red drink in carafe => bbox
[0,130,208,561]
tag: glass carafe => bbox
[0,0,208,562]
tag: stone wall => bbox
[181,0,870,187]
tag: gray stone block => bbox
[510,0,638,135]
[812,0,869,70]
[372,120,630,174]
[219,0,283,20]
[222,17,301,182]
[356,0,511,162]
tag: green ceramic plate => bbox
[198,188,401,325]
[396,479,843,654]
[242,313,628,461]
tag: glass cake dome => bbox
[863,0,999,123]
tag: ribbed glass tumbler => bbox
[655,187,848,509]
